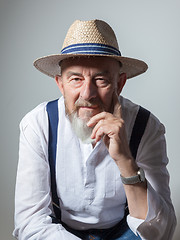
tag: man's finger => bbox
[87,112,110,127]
[112,92,122,119]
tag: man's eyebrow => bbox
[93,71,110,77]
[66,71,83,78]
[66,70,110,78]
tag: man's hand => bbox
[87,92,132,164]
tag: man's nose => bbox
[80,79,97,100]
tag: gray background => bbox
[0,0,179,239]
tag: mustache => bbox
[74,98,100,108]
[65,97,105,118]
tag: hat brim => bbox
[33,54,148,79]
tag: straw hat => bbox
[34,19,148,79]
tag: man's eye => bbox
[69,77,83,87]
[73,78,81,81]
[95,78,109,87]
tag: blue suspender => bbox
[46,99,150,222]
[46,99,61,222]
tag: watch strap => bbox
[120,168,145,185]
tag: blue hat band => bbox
[61,43,121,56]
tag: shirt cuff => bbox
[127,215,144,235]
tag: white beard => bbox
[69,111,95,144]
[65,97,104,144]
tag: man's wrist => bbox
[115,157,139,175]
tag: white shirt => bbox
[13,96,176,240]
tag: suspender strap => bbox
[129,106,150,160]
[46,101,150,222]
[46,99,61,221]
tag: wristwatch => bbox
[120,168,145,185]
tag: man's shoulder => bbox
[120,96,140,123]
[120,96,139,112]
[21,102,48,125]
[20,97,64,130]
[120,96,164,133]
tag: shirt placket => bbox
[83,143,101,205]
[84,158,96,204]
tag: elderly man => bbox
[13,20,176,240]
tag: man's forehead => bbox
[60,56,121,73]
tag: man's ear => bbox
[55,75,64,95]
[117,73,127,95]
